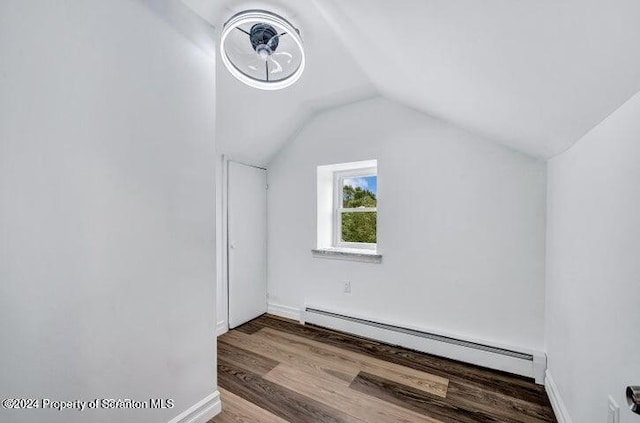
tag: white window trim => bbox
[333,167,377,251]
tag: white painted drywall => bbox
[315,0,640,159]
[188,0,640,163]
[267,97,547,351]
[0,1,218,422]
[545,90,640,423]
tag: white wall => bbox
[545,91,640,423]
[0,1,218,422]
[267,97,547,351]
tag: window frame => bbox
[333,167,378,251]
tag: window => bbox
[334,168,377,250]
[315,160,379,258]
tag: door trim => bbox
[216,155,229,336]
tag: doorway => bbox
[226,160,268,328]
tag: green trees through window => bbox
[341,183,377,244]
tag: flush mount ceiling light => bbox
[220,10,305,90]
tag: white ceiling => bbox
[184,0,376,165]
[185,0,640,163]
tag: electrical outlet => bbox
[608,395,620,423]
[343,281,351,294]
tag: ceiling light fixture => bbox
[220,10,305,90]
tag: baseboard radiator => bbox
[302,306,546,384]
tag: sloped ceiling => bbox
[184,0,376,166]
[185,0,640,164]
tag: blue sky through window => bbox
[343,176,377,195]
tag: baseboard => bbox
[216,320,228,337]
[167,390,221,423]
[545,371,573,423]
[302,304,546,383]
[267,302,302,322]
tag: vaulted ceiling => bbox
[185,0,640,165]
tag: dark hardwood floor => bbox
[210,314,557,423]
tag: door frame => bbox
[217,156,267,336]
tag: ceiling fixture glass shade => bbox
[220,10,305,90]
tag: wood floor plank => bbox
[264,364,442,423]
[350,371,557,423]
[251,315,548,406]
[232,321,264,335]
[210,388,290,423]
[256,327,448,398]
[217,315,557,423]
[217,340,279,376]
[222,330,360,382]
[446,381,557,423]
[350,371,512,423]
[218,359,364,423]
[313,329,549,406]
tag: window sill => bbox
[311,248,382,263]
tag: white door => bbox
[228,161,267,328]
